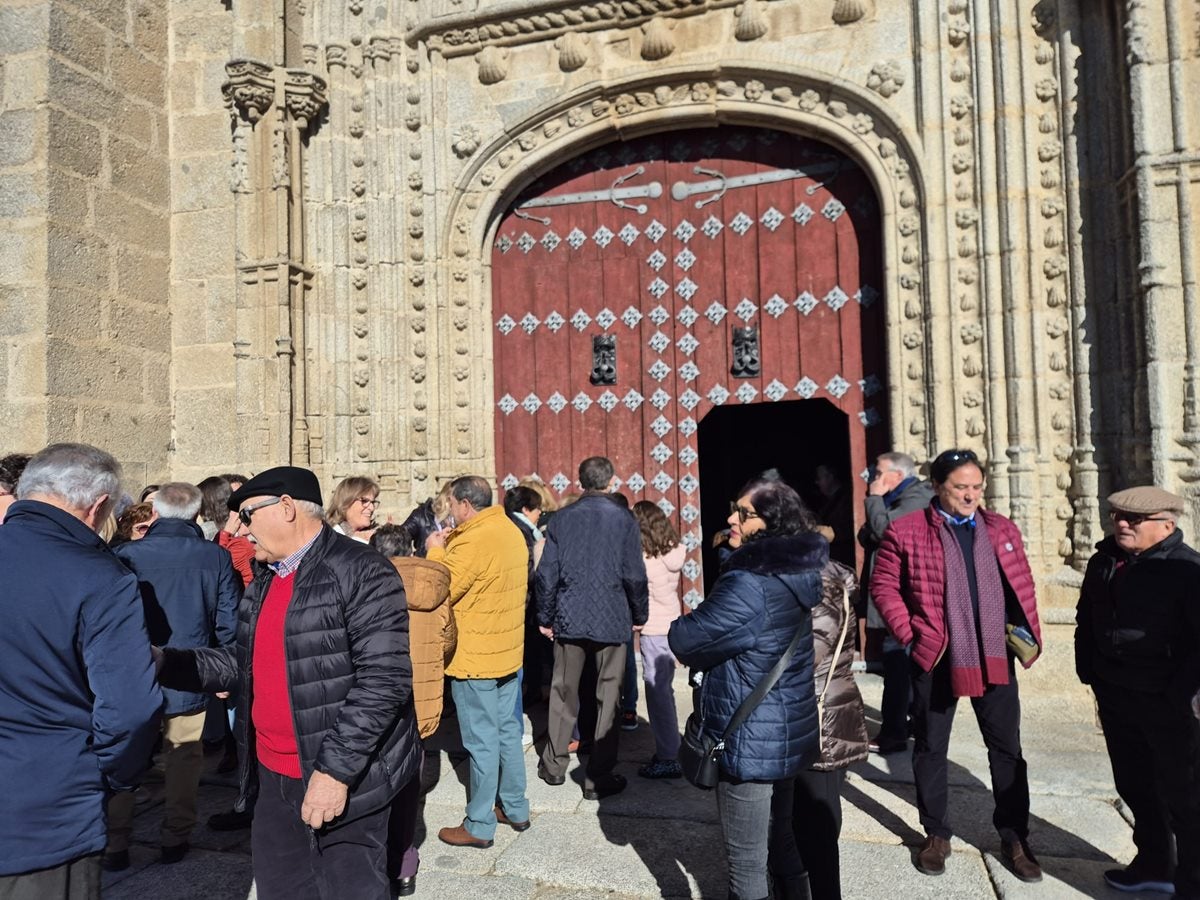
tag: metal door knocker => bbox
[731,327,760,378]
[591,335,617,385]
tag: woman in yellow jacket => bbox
[370,524,457,897]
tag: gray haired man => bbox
[0,444,162,900]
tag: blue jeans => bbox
[451,674,529,841]
[620,635,638,714]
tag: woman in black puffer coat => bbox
[669,476,827,900]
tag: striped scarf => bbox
[938,514,1009,697]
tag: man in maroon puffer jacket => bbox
[871,448,1043,884]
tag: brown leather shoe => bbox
[494,806,530,832]
[1001,839,1043,883]
[437,823,493,849]
[915,835,952,875]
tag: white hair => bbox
[153,482,203,520]
[295,499,325,521]
[17,443,122,512]
[878,452,918,479]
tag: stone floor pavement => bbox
[100,665,1159,899]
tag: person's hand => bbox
[301,771,348,829]
[425,529,447,551]
[150,645,164,675]
[1192,689,1200,721]
[868,475,889,497]
[632,624,643,633]
[539,625,554,641]
[215,691,230,700]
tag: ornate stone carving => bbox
[452,125,481,158]
[734,1,768,41]
[283,70,328,130]
[866,62,905,98]
[641,17,676,61]
[831,0,867,25]
[223,60,274,123]
[477,46,509,84]
[555,31,589,71]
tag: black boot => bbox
[770,874,812,900]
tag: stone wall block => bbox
[109,300,170,350]
[10,340,48,398]
[0,3,50,57]
[131,0,166,60]
[79,407,172,464]
[171,208,232,279]
[143,355,170,406]
[0,110,42,167]
[0,223,46,283]
[45,169,90,225]
[172,112,232,155]
[46,59,117,122]
[47,108,101,177]
[71,0,129,39]
[46,284,102,335]
[48,4,108,74]
[0,285,47,336]
[174,388,237,459]
[108,135,168,205]
[109,42,165,106]
[171,15,230,58]
[116,247,167,305]
[95,189,168,254]
[3,55,50,110]
[43,338,127,397]
[0,172,42,219]
[46,223,109,290]
[171,156,229,213]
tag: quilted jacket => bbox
[536,492,649,644]
[391,556,457,739]
[871,505,1042,674]
[159,524,421,827]
[669,532,826,781]
[428,505,527,679]
[811,561,869,771]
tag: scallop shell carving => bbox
[641,18,675,61]
[476,46,509,85]
[734,1,769,41]
[556,31,589,72]
[831,0,868,24]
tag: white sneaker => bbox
[521,732,534,747]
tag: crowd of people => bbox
[1,442,1198,900]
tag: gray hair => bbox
[878,451,918,479]
[578,456,614,491]
[450,475,492,511]
[295,499,326,521]
[17,443,122,512]
[153,482,203,520]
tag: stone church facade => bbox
[2,0,1199,603]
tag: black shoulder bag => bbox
[678,583,807,789]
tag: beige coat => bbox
[391,556,457,739]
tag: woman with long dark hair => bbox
[669,476,827,900]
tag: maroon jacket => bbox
[870,505,1042,674]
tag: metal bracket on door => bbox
[670,161,843,206]
[513,167,663,225]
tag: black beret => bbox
[227,466,323,511]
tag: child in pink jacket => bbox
[632,501,688,779]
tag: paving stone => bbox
[102,847,254,900]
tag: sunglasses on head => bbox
[941,449,979,464]
[238,496,282,527]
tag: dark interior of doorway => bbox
[696,398,851,595]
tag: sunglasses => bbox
[941,449,979,464]
[1109,510,1172,527]
[729,501,761,524]
[238,496,282,526]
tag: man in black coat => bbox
[857,451,935,753]
[1076,485,1200,897]
[159,466,420,900]
[536,456,649,799]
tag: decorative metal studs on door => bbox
[730,327,761,378]
[591,335,617,385]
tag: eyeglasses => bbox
[356,497,380,508]
[729,501,762,524]
[1109,510,1172,527]
[238,496,282,526]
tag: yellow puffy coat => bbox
[428,506,527,679]
[390,556,457,739]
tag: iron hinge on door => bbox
[515,166,663,224]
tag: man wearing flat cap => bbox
[158,466,421,899]
[1076,485,1200,897]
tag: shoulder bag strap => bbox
[718,575,807,743]
[817,586,851,729]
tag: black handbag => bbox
[679,608,807,790]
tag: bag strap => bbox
[718,576,807,743]
[817,585,851,728]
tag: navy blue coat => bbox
[0,501,162,876]
[669,532,827,781]
[115,517,241,715]
[535,492,649,644]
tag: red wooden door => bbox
[491,127,886,605]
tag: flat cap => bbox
[1107,485,1186,516]
[228,465,323,511]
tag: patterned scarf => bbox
[938,513,1009,697]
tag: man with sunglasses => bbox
[1076,486,1200,897]
[157,466,420,899]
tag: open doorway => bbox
[696,398,854,594]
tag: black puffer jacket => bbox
[401,499,438,558]
[536,492,649,644]
[1076,529,1200,703]
[161,525,420,826]
[810,561,869,771]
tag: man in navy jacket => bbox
[536,456,649,799]
[104,481,241,869]
[0,444,162,900]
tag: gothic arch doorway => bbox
[490,126,887,604]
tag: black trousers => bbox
[1094,679,1200,895]
[252,765,392,900]
[910,657,1029,843]
[768,769,846,900]
[0,854,99,900]
[541,639,625,788]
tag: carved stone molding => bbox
[443,66,931,451]
[408,0,782,57]
[283,69,329,130]
[831,0,867,25]
[223,60,275,122]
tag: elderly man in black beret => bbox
[1076,486,1200,897]
[158,466,421,899]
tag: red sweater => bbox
[252,573,302,778]
[217,531,256,588]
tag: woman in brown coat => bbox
[370,524,456,897]
[768,556,869,900]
